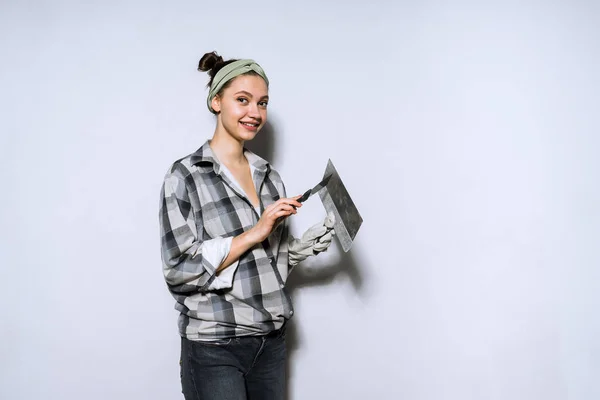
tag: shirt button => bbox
[280,284,284,288]
[290,311,294,316]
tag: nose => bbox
[248,102,261,119]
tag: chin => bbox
[239,129,261,142]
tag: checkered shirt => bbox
[159,140,294,340]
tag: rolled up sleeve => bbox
[203,236,240,290]
[159,170,222,293]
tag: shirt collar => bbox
[189,140,271,173]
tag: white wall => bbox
[1,1,599,399]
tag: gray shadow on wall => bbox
[245,120,277,165]
[246,120,367,399]
[284,249,365,399]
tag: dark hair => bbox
[198,51,261,111]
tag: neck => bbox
[210,128,246,167]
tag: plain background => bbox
[1,1,599,399]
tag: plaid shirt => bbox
[159,140,294,340]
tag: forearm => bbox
[216,228,261,273]
[217,197,301,273]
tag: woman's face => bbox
[212,74,269,142]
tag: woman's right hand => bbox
[250,196,302,244]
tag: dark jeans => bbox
[180,328,287,400]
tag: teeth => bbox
[242,122,258,127]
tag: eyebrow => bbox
[234,91,269,100]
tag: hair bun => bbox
[198,51,224,72]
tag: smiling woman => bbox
[209,74,269,143]
[158,51,336,400]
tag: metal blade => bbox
[318,159,362,252]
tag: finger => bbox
[263,202,279,214]
[313,243,331,253]
[272,210,294,224]
[263,200,300,219]
[270,209,296,220]
[318,231,334,242]
[263,202,286,217]
[313,242,330,252]
[269,204,296,216]
[324,213,335,228]
[277,209,294,216]
[280,197,303,209]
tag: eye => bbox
[258,101,269,108]
[237,97,248,104]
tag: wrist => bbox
[245,226,264,246]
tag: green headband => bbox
[207,59,269,113]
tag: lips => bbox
[240,121,260,130]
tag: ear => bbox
[211,95,221,113]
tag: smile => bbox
[240,122,259,129]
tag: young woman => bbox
[159,52,335,400]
